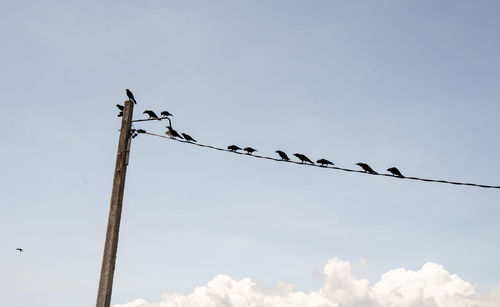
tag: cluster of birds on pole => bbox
[118,89,405,178]
[117,89,197,142]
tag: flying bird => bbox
[161,111,173,117]
[166,126,183,139]
[356,163,378,174]
[244,147,257,155]
[126,89,137,104]
[294,153,314,164]
[143,110,159,120]
[227,145,242,152]
[16,248,24,253]
[387,167,404,178]
[181,133,197,142]
[317,159,334,166]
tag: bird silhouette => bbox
[143,110,159,120]
[294,153,314,164]
[16,248,24,253]
[387,167,404,178]
[181,133,197,142]
[227,145,242,152]
[126,89,137,104]
[161,111,173,117]
[317,159,334,166]
[356,163,378,174]
[275,150,290,161]
[166,126,183,139]
[116,104,124,117]
[244,147,257,155]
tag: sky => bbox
[1,1,500,306]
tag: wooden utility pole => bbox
[96,99,134,307]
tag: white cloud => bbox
[113,258,500,307]
[112,298,149,307]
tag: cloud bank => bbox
[113,258,500,307]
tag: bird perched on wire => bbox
[126,89,137,104]
[143,110,159,120]
[227,145,242,152]
[244,147,257,155]
[387,167,404,178]
[16,248,24,253]
[294,153,314,164]
[356,163,378,174]
[166,126,183,139]
[161,110,173,117]
[275,150,290,161]
[181,133,197,142]
[317,159,334,167]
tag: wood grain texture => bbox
[96,99,134,307]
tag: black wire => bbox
[132,118,167,123]
[138,131,500,190]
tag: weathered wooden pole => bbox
[96,99,134,307]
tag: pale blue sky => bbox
[1,1,500,306]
